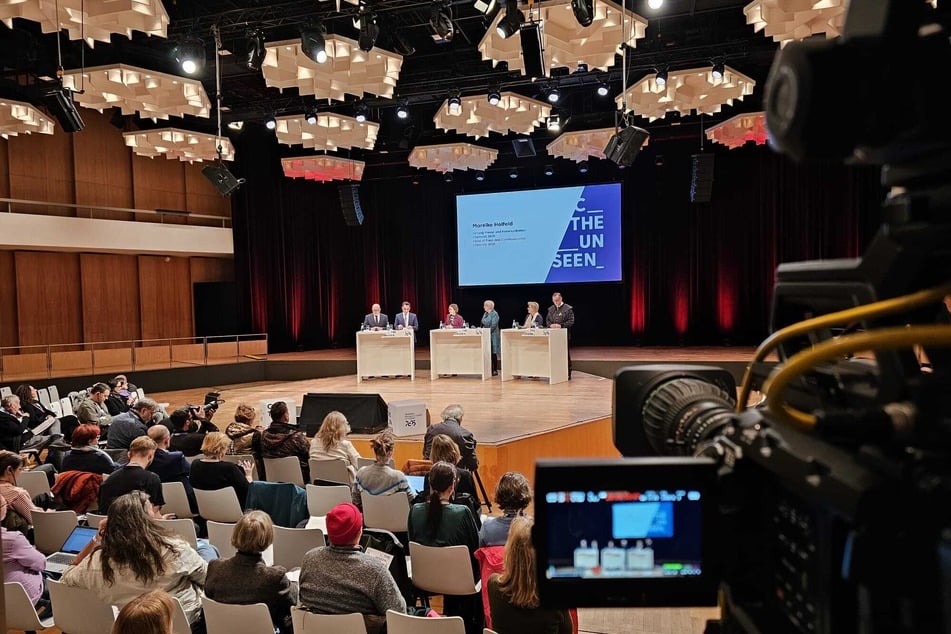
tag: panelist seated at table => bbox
[522,302,544,329]
[393,301,419,333]
[362,303,389,331]
[445,303,465,329]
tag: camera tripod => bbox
[472,467,492,513]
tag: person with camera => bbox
[423,404,479,471]
[167,406,219,457]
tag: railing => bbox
[0,334,268,381]
[0,197,231,227]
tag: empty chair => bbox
[0,386,11,397]
[305,483,351,517]
[362,493,411,533]
[4,581,55,631]
[206,520,238,559]
[85,512,107,529]
[409,542,480,597]
[49,400,63,417]
[47,579,116,634]
[136,388,145,401]
[272,525,325,571]
[291,607,368,634]
[31,509,78,555]
[59,396,74,417]
[201,595,275,634]
[18,469,52,499]
[308,458,350,485]
[47,385,60,403]
[36,387,51,407]
[162,481,196,519]
[155,517,199,548]
[194,487,243,522]
[387,609,465,634]
[264,456,305,487]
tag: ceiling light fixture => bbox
[244,29,266,71]
[655,67,669,87]
[546,113,561,131]
[487,89,501,106]
[174,38,205,75]
[305,108,318,125]
[496,0,523,39]
[578,160,589,173]
[354,102,369,123]
[475,170,486,181]
[544,164,554,176]
[574,62,589,74]
[227,121,244,131]
[570,0,594,27]
[444,171,453,182]
[396,102,410,120]
[447,94,462,116]
[597,82,610,97]
[648,0,664,9]
[711,60,725,81]
[393,31,416,56]
[509,168,518,179]
[265,115,276,130]
[358,12,380,52]
[474,0,500,18]
[547,87,561,103]
[300,24,328,64]
[431,2,455,41]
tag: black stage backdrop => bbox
[231,123,882,353]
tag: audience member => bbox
[61,424,119,475]
[107,398,159,450]
[225,403,261,454]
[61,490,208,625]
[98,436,165,515]
[15,384,65,436]
[167,407,216,457]
[205,510,296,633]
[421,434,481,527]
[0,450,51,531]
[308,411,361,483]
[488,516,572,634]
[1,494,52,620]
[75,383,114,429]
[146,425,196,513]
[479,471,532,547]
[423,404,479,470]
[112,589,175,634]
[0,394,59,454]
[299,502,406,634]
[105,377,135,417]
[255,401,310,483]
[352,430,415,510]
[190,432,253,509]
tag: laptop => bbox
[45,525,98,574]
[406,475,426,493]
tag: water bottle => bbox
[386,323,393,331]
[463,321,468,329]
[512,320,518,329]
[439,320,444,329]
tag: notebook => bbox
[406,475,425,493]
[45,525,99,574]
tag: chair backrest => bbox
[47,579,116,634]
[222,453,258,480]
[136,388,145,401]
[291,607,368,634]
[484,629,500,634]
[194,487,244,522]
[0,386,11,398]
[362,492,410,533]
[308,458,350,485]
[264,455,305,487]
[19,468,52,498]
[4,581,54,631]
[206,520,238,559]
[155,517,199,548]
[36,387,51,407]
[272,525,325,570]
[59,396,74,417]
[409,542,480,596]
[386,609,465,634]
[49,400,63,417]
[31,509,78,555]
[162,481,196,519]
[201,595,275,634]
[85,512,107,529]
[47,385,60,403]
[171,597,192,634]
[305,483,352,517]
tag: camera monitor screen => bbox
[534,457,718,608]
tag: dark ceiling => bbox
[0,0,781,158]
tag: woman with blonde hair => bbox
[190,431,253,508]
[488,516,572,634]
[308,410,362,483]
[225,403,261,454]
[523,302,544,329]
[112,589,175,634]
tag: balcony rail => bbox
[0,197,231,227]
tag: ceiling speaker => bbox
[202,163,245,196]
[690,153,715,203]
[42,86,84,133]
[519,23,547,78]
[338,184,365,227]
[604,126,649,167]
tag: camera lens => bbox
[641,378,736,456]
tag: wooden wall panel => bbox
[15,251,82,349]
[7,130,76,212]
[73,110,134,221]
[189,257,234,283]
[184,162,232,224]
[131,154,186,219]
[138,255,193,341]
[0,251,17,348]
[0,137,9,198]
[80,253,141,345]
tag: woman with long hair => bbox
[225,404,261,455]
[60,490,208,625]
[352,429,415,509]
[488,516,572,634]
[0,450,48,530]
[112,590,175,634]
[421,435,480,527]
[308,410,362,483]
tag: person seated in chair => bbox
[254,402,310,484]
[0,395,61,455]
[423,404,479,471]
[167,407,216,457]
[1,495,53,620]
[61,424,120,475]
[75,383,114,432]
[352,430,416,510]
[479,471,531,547]
[107,399,159,450]
[419,435,481,528]
[146,425,197,514]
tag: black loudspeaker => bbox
[202,163,245,196]
[43,87,84,133]
[604,126,649,167]
[519,23,546,78]
[338,184,365,227]
[690,153,716,203]
[298,393,388,436]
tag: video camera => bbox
[533,1,951,632]
[188,391,224,417]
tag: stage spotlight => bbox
[487,89,501,105]
[447,95,462,116]
[174,39,205,75]
[544,164,554,176]
[648,0,664,8]
[574,62,588,74]
[546,114,561,131]
[305,108,318,125]
[509,168,518,179]
[358,12,380,52]
[474,0,500,18]
[396,102,410,119]
[300,25,328,64]
[265,115,276,130]
[711,60,725,81]
[475,170,486,181]
[655,67,668,87]
[578,161,590,173]
[431,3,454,41]
[244,30,266,71]
[354,102,369,123]
[547,87,560,103]
[597,82,610,97]
[393,31,416,56]
[444,172,453,183]
[227,121,244,131]
[496,1,523,39]
[570,0,594,27]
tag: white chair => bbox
[206,520,238,559]
[305,483,352,517]
[136,387,145,401]
[59,396,74,417]
[272,525,325,570]
[264,456,305,487]
[0,386,11,397]
[362,493,411,533]
[222,453,258,480]
[409,542,481,597]
[201,596,275,634]
[31,509,78,555]
[386,609,465,634]
[49,400,63,417]
[47,579,116,634]
[36,387,51,407]
[4,581,55,631]
[155,517,199,548]
[484,629,500,634]
[194,487,244,522]
[19,468,52,499]
[309,458,350,485]
[162,481,196,519]
[291,606,368,634]
[85,512,107,529]
[47,385,60,404]
[171,597,192,634]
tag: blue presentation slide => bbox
[611,502,675,539]
[456,183,622,286]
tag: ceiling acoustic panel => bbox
[0,0,169,45]
[616,65,756,121]
[0,98,55,138]
[282,156,365,182]
[274,113,379,151]
[706,111,767,149]
[434,92,551,139]
[123,128,234,162]
[744,0,846,45]
[408,143,499,173]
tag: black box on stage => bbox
[298,393,388,436]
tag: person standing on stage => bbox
[362,303,388,331]
[446,303,465,329]
[394,301,419,340]
[546,292,575,379]
[481,300,501,376]
[523,301,544,329]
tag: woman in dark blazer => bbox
[205,510,296,633]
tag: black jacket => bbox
[0,409,28,451]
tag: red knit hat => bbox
[326,502,363,545]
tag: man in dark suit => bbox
[546,291,576,379]
[393,301,419,340]
[147,424,197,513]
[362,303,388,330]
